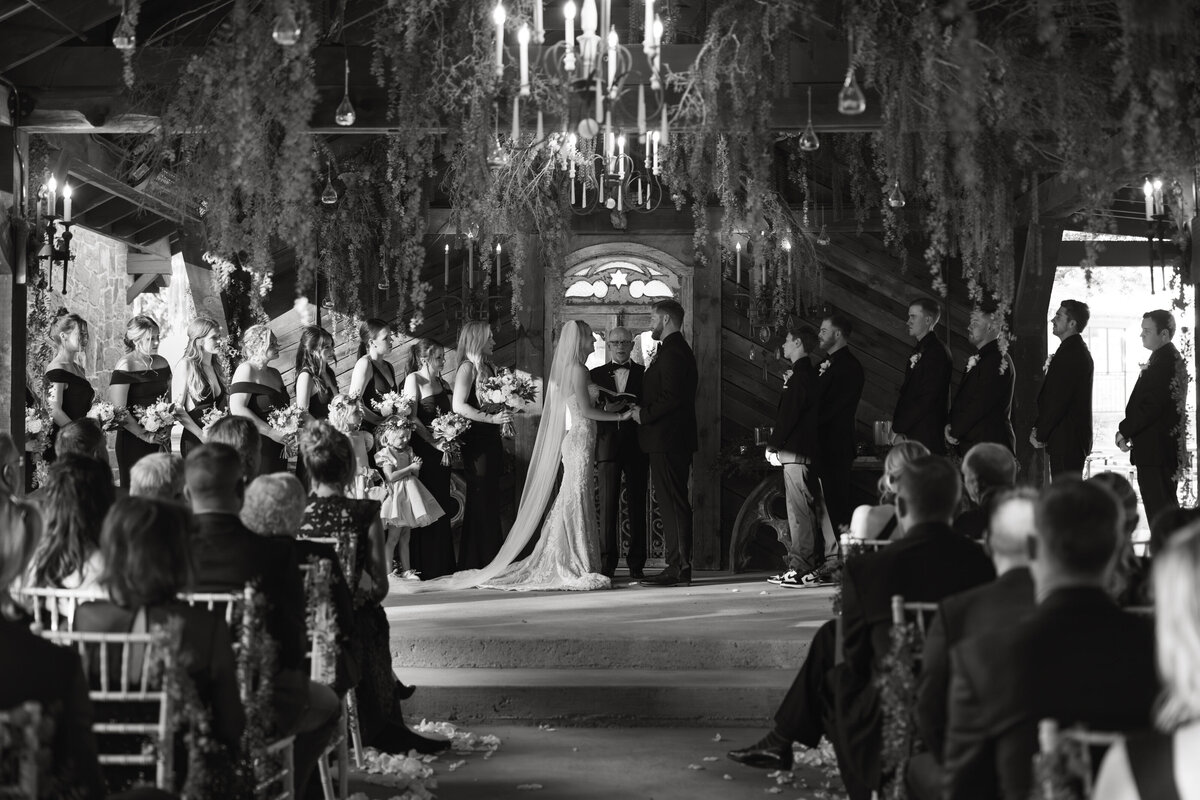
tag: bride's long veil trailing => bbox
[391,321,581,592]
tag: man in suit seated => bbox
[953,443,1018,541]
[184,444,339,800]
[907,488,1038,800]
[728,456,995,799]
[943,479,1160,800]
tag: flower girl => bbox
[376,418,445,580]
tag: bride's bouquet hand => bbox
[492,409,516,426]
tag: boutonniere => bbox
[1043,353,1053,374]
[781,368,793,388]
[909,353,922,369]
[965,355,979,373]
[819,360,832,377]
[1138,361,1148,374]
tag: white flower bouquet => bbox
[86,401,128,432]
[371,391,413,421]
[479,367,537,437]
[268,403,304,459]
[25,405,51,453]
[200,406,228,435]
[430,411,472,466]
[135,395,178,447]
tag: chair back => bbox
[891,595,939,642]
[1036,719,1122,800]
[14,586,106,632]
[298,559,338,685]
[44,630,177,790]
[179,590,243,626]
[303,535,355,586]
[0,702,42,799]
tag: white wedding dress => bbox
[479,386,611,591]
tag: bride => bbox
[395,319,635,592]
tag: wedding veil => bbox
[390,320,581,592]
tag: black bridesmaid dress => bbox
[410,381,457,579]
[110,365,173,489]
[296,367,336,487]
[180,368,226,459]
[457,381,504,570]
[45,367,96,463]
[228,380,291,475]
[358,360,397,441]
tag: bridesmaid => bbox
[109,315,173,489]
[451,322,513,570]
[401,339,456,579]
[229,324,290,476]
[349,318,398,442]
[44,311,96,462]
[173,316,227,459]
[294,325,339,486]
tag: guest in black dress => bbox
[44,310,96,462]
[294,325,339,486]
[402,338,457,578]
[349,318,399,445]
[173,316,228,459]
[109,315,173,489]
[451,321,513,570]
[229,324,291,476]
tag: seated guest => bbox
[205,415,262,484]
[184,444,337,800]
[241,472,360,696]
[1089,471,1148,606]
[129,453,186,501]
[952,443,1017,541]
[1148,506,1200,558]
[75,497,245,773]
[1093,523,1200,800]
[908,488,1038,799]
[30,454,116,598]
[728,456,995,799]
[943,479,1159,800]
[55,417,111,465]
[849,441,929,541]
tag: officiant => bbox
[591,327,648,579]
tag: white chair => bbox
[301,559,352,800]
[14,586,107,632]
[890,594,940,642]
[0,701,42,799]
[1036,719,1122,799]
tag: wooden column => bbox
[693,234,722,570]
[0,115,28,445]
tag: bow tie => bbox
[610,362,630,370]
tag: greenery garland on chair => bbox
[877,617,922,800]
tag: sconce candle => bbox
[735,241,742,285]
[495,242,502,285]
[493,2,506,77]
[1143,178,1154,221]
[444,244,450,286]
[47,176,57,219]
[517,24,531,96]
[62,183,72,223]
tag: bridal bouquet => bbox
[200,406,228,435]
[25,405,51,453]
[86,401,128,432]
[430,411,471,466]
[268,403,304,459]
[135,395,178,447]
[479,368,538,437]
[371,391,413,421]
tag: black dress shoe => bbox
[727,739,793,770]
[643,570,691,586]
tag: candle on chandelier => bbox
[62,182,72,223]
[495,242,502,285]
[643,0,654,53]
[637,84,646,142]
[606,27,618,90]
[563,1,577,71]
[536,110,544,142]
[1143,179,1154,221]
[736,242,742,285]
[659,98,668,145]
[493,2,506,78]
[651,130,660,174]
[534,0,544,43]
[1153,178,1164,216]
[617,134,625,178]
[637,178,643,206]
[600,0,610,44]
[47,176,57,219]
[783,237,792,274]
[518,24,531,96]
[512,95,521,141]
[651,15,663,90]
[444,244,450,286]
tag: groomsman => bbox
[814,313,865,539]
[1117,309,1184,524]
[893,298,953,454]
[1031,300,1094,480]
[591,327,648,579]
[946,306,1016,455]
[635,300,698,587]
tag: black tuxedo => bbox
[639,331,698,575]
[1119,342,1183,523]
[815,347,865,530]
[1035,334,1094,475]
[944,587,1158,800]
[590,360,649,575]
[767,358,818,460]
[948,340,1016,454]
[893,331,953,455]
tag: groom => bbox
[634,299,698,587]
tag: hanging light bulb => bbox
[272,4,301,46]
[377,270,390,291]
[798,87,820,152]
[817,224,831,246]
[113,3,136,50]
[335,55,356,126]
[320,179,338,205]
[838,66,867,115]
[887,180,906,208]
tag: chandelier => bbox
[37,177,77,292]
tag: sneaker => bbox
[401,569,422,581]
[767,569,796,585]
[782,569,835,588]
[777,571,804,588]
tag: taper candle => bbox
[493,2,507,77]
[517,24,531,95]
[495,242,502,285]
[736,242,741,285]
[444,243,450,286]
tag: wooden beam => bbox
[66,160,193,224]
[126,272,159,303]
[0,0,122,72]
[126,252,173,275]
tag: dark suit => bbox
[773,523,994,799]
[815,347,865,531]
[638,331,698,575]
[1119,342,1183,524]
[893,331,953,455]
[767,359,818,460]
[948,340,1016,454]
[944,587,1159,800]
[591,360,649,575]
[769,359,825,572]
[1035,334,1094,477]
